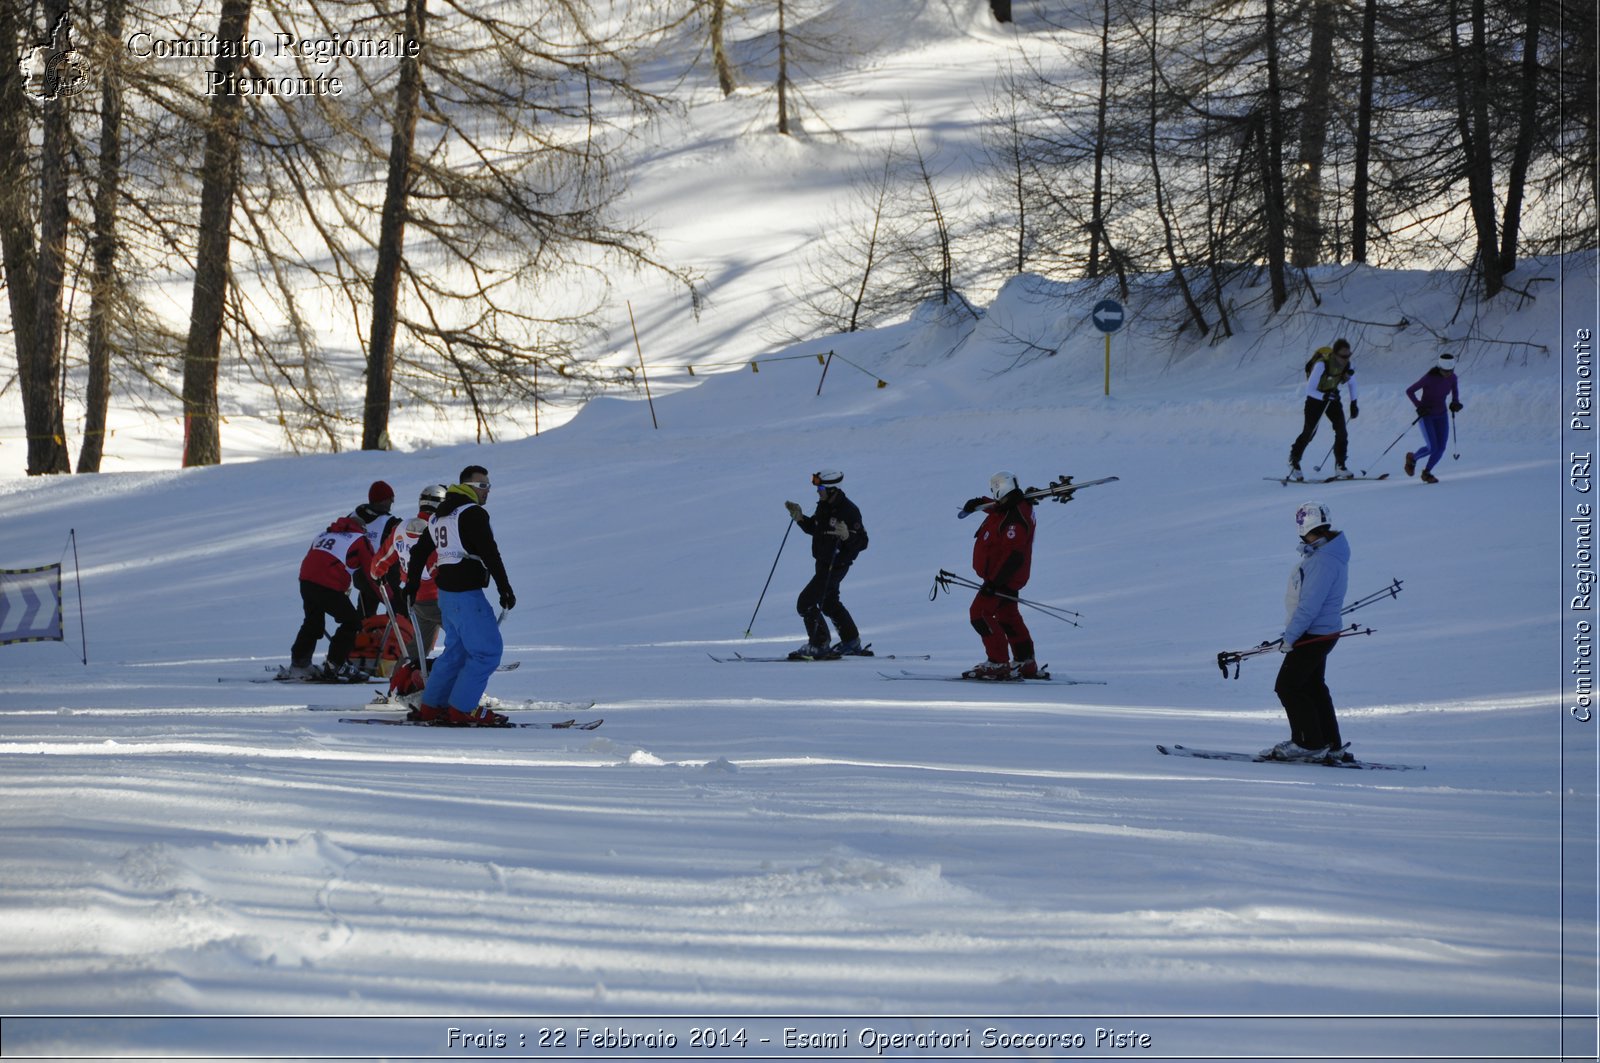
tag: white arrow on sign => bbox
[1093,300,1124,331]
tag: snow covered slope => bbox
[0,250,1592,1058]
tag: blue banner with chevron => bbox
[0,564,64,645]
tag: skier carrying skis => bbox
[374,483,446,655]
[961,472,1041,679]
[1262,500,1351,762]
[351,481,402,619]
[783,469,869,659]
[405,466,517,726]
[1404,352,1464,484]
[285,508,378,680]
[1288,339,1360,481]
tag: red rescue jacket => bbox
[972,501,1036,591]
[298,516,376,593]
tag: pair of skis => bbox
[1157,744,1422,771]
[338,716,603,730]
[707,645,930,663]
[1267,473,1389,486]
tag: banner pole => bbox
[70,529,87,666]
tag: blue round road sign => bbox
[1092,299,1125,334]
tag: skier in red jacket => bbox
[283,512,377,680]
[962,472,1040,679]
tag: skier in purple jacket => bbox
[1404,353,1464,484]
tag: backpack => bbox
[349,613,417,674]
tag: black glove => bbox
[979,580,1007,598]
[499,590,516,610]
[1349,400,1360,420]
[962,497,988,515]
[1449,400,1463,413]
[401,585,417,611]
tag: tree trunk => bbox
[80,0,125,473]
[1260,0,1290,308]
[0,1,43,471]
[362,0,427,452]
[1351,0,1376,262]
[709,0,736,96]
[1451,0,1502,296]
[1290,0,1336,267]
[29,0,74,474]
[1088,0,1111,278]
[1147,0,1207,335]
[776,0,790,135]
[181,0,252,467]
[1497,0,1543,275]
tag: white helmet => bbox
[1294,500,1332,537]
[419,484,447,512]
[990,471,1020,499]
[811,469,844,488]
[1438,352,1458,372]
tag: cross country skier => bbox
[283,507,378,680]
[1261,500,1352,762]
[1288,339,1360,482]
[783,469,869,659]
[1404,352,1464,484]
[960,472,1041,680]
[405,466,517,726]
[374,483,446,654]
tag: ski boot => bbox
[963,659,1015,680]
[830,637,873,657]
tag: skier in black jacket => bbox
[784,469,869,659]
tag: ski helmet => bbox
[1294,500,1332,537]
[812,470,844,488]
[419,484,447,512]
[990,471,1020,499]
[1438,352,1458,372]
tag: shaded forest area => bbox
[2,0,1593,474]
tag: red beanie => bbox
[368,480,395,504]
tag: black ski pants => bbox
[1273,636,1342,749]
[1289,395,1348,466]
[292,579,361,667]
[797,559,858,648]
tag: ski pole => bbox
[1309,394,1336,471]
[931,569,1083,626]
[1347,415,1421,476]
[1341,578,1403,615]
[407,601,429,683]
[1451,408,1460,460]
[375,584,399,671]
[745,520,795,638]
[1216,623,1376,679]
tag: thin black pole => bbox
[816,350,834,396]
[745,520,794,638]
[70,528,86,665]
[627,300,659,430]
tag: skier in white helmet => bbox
[960,472,1042,679]
[1262,500,1352,762]
[784,470,870,659]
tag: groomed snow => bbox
[0,0,1594,1058]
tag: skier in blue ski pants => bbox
[405,469,516,726]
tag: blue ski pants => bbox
[421,589,503,711]
[1413,413,1449,472]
